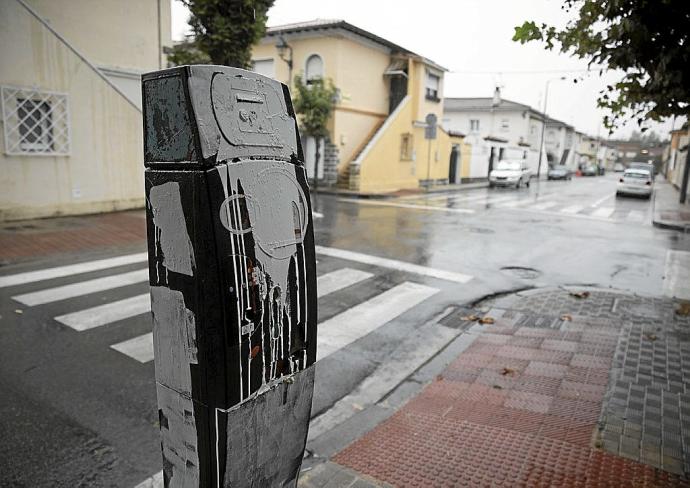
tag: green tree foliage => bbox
[168,0,274,69]
[513,0,690,130]
[292,75,338,184]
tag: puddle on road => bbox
[500,266,542,280]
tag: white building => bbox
[544,117,577,169]
[443,96,547,181]
[0,0,171,221]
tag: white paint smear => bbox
[317,268,373,297]
[13,269,148,306]
[55,293,150,331]
[316,245,473,283]
[663,250,690,300]
[317,282,439,360]
[111,332,154,363]
[0,252,148,288]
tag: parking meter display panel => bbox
[142,65,316,488]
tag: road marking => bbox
[12,269,149,306]
[315,245,473,283]
[591,194,614,207]
[663,250,690,300]
[448,193,492,203]
[591,207,615,219]
[308,313,472,440]
[530,201,559,210]
[316,282,439,361]
[133,470,163,488]
[499,198,526,208]
[111,333,154,363]
[338,198,475,214]
[55,294,150,331]
[0,252,148,289]
[560,205,584,214]
[317,268,373,297]
[626,210,645,222]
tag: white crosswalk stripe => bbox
[317,281,439,360]
[591,207,615,218]
[529,201,559,210]
[12,269,149,306]
[626,210,645,222]
[560,205,584,214]
[55,294,151,331]
[0,252,148,288]
[317,268,373,297]
[111,333,154,363]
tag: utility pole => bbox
[537,76,565,179]
[142,65,317,487]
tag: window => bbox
[400,133,414,160]
[251,58,275,79]
[425,72,440,101]
[305,54,324,84]
[500,119,509,132]
[470,119,480,133]
[2,86,70,155]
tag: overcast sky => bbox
[171,0,682,140]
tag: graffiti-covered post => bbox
[141,65,317,487]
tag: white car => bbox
[616,168,653,198]
[489,160,531,188]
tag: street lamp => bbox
[537,76,566,179]
[276,36,293,88]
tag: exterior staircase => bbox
[336,118,386,190]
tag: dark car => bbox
[581,165,598,176]
[547,166,572,180]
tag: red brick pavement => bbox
[334,322,688,487]
[0,211,146,264]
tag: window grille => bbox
[2,86,70,156]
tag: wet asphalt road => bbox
[1,173,688,487]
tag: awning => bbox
[384,59,408,77]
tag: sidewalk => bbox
[302,287,690,487]
[653,178,690,231]
[0,210,146,266]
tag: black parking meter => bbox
[142,65,317,487]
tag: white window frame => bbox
[470,119,480,133]
[2,85,70,156]
[304,54,324,84]
[425,71,441,101]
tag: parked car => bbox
[547,166,572,180]
[489,160,531,188]
[616,168,653,198]
[581,165,598,176]
[613,163,625,172]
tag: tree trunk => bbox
[313,137,321,192]
[680,139,690,204]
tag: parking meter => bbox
[142,65,317,487]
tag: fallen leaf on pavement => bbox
[352,403,364,411]
[492,384,503,389]
[570,291,590,299]
[676,302,690,316]
[500,367,515,376]
[560,314,573,321]
[460,315,480,322]
[479,316,495,324]
[644,333,657,342]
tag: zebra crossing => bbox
[3,247,471,366]
[392,190,651,223]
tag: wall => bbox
[0,1,146,220]
[26,0,171,71]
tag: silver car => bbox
[616,169,653,198]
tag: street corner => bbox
[329,287,690,486]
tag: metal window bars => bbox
[2,85,70,156]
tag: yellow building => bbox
[251,19,469,193]
[0,0,171,221]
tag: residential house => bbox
[664,125,689,191]
[609,139,666,172]
[544,117,576,168]
[0,0,171,221]
[576,134,599,168]
[251,19,469,192]
[442,96,546,181]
